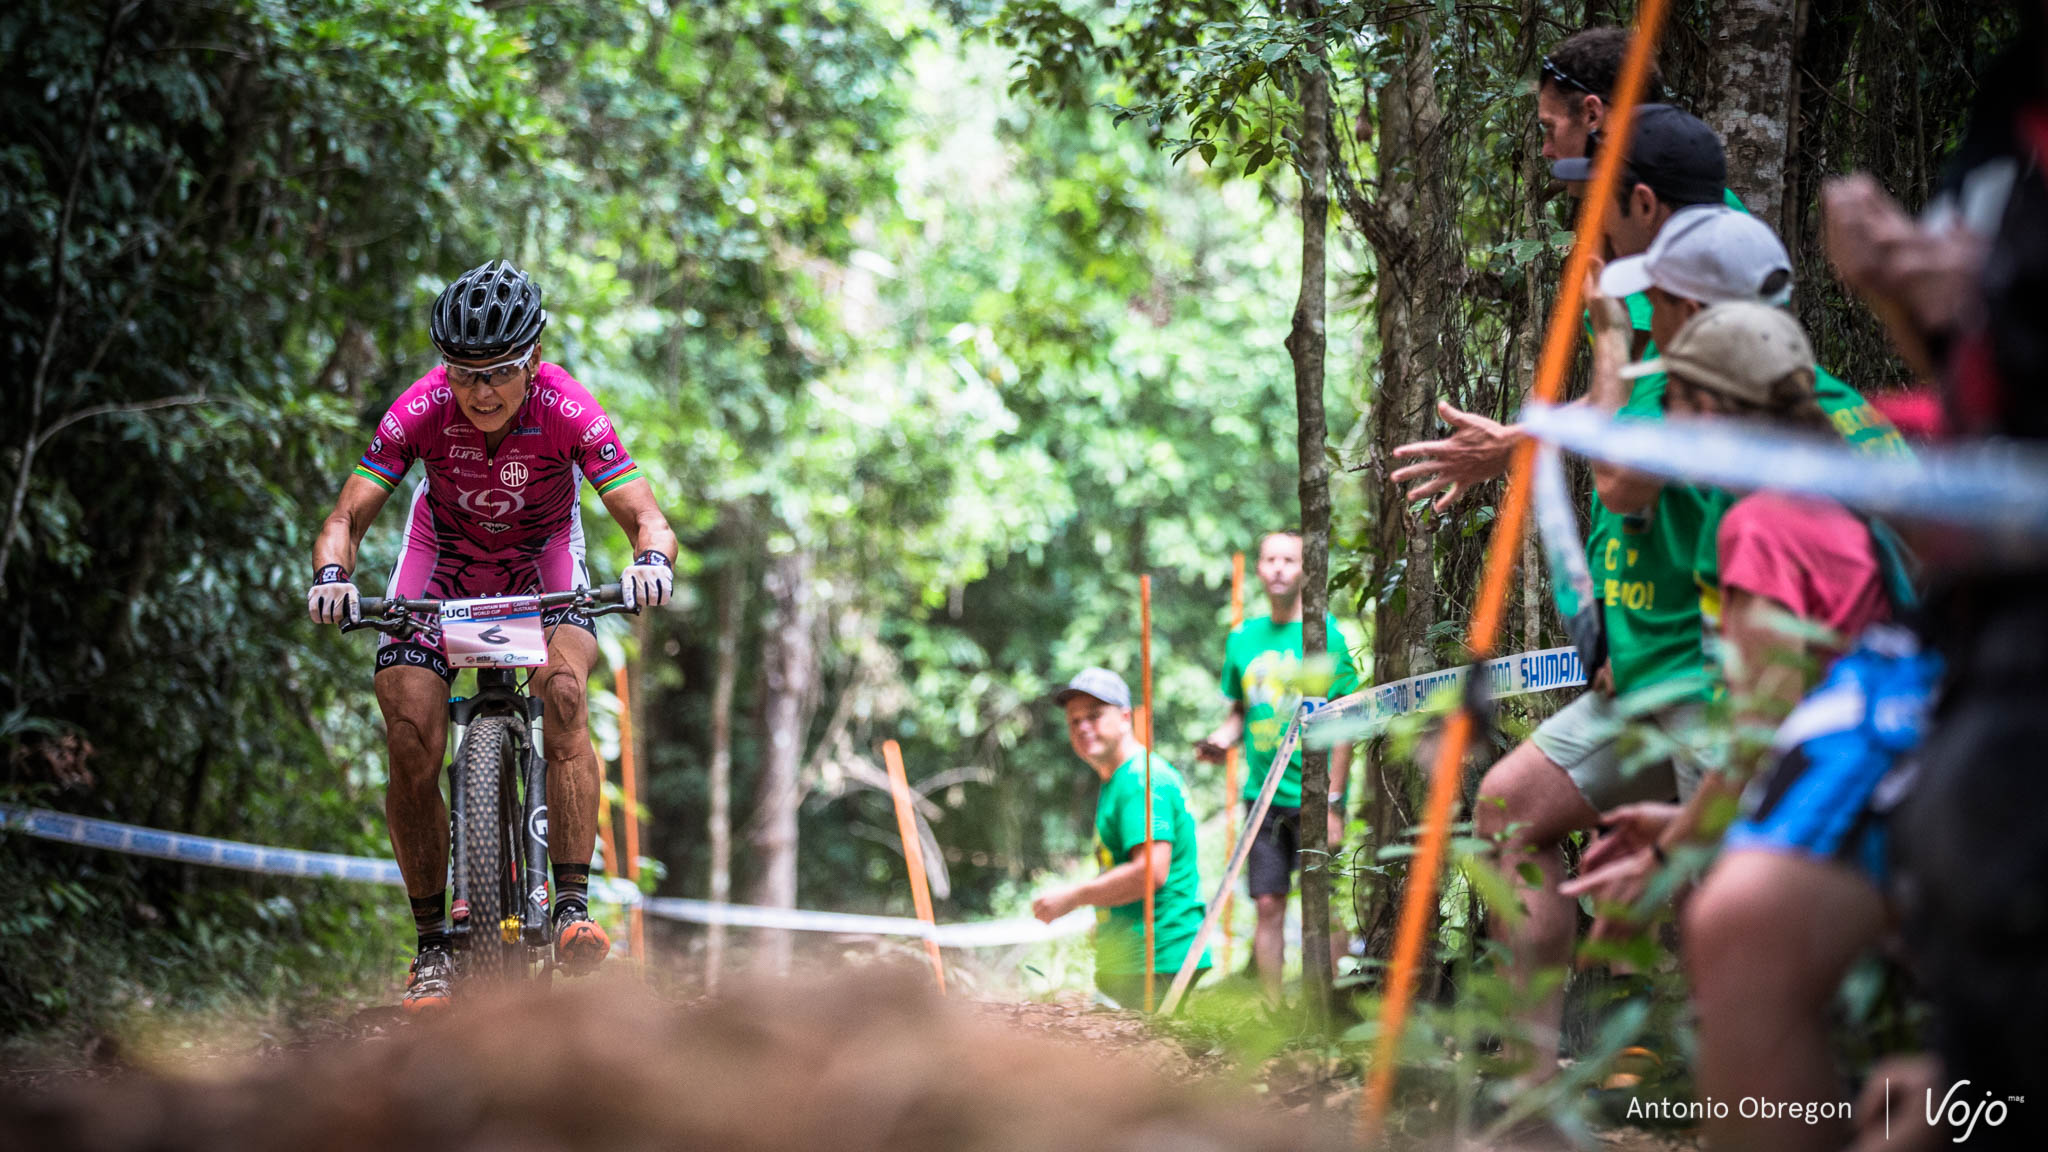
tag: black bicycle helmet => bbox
[429,259,548,359]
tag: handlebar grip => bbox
[359,597,388,617]
[594,583,623,605]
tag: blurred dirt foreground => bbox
[2,973,1346,1152]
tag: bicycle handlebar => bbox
[343,584,634,637]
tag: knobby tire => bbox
[455,715,523,986]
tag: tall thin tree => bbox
[1286,0,1337,1028]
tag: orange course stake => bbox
[1357,1,1674,1141]
[616,663,645,966]
[1221,551,1245,972]
[594,739,621,886]
[882,739,947,994]
[1139,574,1156,1012]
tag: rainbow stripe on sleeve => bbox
[353,456,403,491]
[591,459,644,495]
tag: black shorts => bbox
[373,605,595,683]
[1247,805,1302,898]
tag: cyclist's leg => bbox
[536,616,609,967]
[374,661,453,898]
[374,494,457,901]
[537,617,601,871]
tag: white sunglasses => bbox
[442,346,535,383]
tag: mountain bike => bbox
[344,584,636,982]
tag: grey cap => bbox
[1599,205,1793,306]
[1053,667,1132,709]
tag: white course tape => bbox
[0,804,1082,947]
[1519,402,2048,536]
[1304,645,1589,741]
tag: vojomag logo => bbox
[1929,1082,2019,1143]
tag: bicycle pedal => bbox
[500,917,521,943]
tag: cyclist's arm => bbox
[313,475,394,576]
[598,476,678,561]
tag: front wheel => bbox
[453,715,523,985]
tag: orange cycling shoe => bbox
[553,910,611,975]
[403,946,454,1014]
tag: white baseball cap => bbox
[1599,205,1794,306]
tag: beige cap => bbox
[1624,301,1816,407]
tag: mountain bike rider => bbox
[305,260,677,1012]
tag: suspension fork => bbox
[521,692,551,946]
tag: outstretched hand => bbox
[1561,802,1681,946]
[1389,400,1521,511]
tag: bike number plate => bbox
[441,596,548,668]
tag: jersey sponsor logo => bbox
[457,487,528,521]
[479,521,512,533]
[499,461,529,488]
[598,442,618,462]
[370,436,384,454]
[406,396,431,417]
[381,413,405,444]
[581,415,611,445]
[431,386,451,404]
[448,445,485,462]
[537,387,560,408]
[512,426,542,436]
[560,398,584,419]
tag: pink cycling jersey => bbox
[352,363,644,606]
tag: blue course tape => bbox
[1519,403,2048,536]
[1,804,404,885]
[1304,646,1589,745]
[0,804,1084,946]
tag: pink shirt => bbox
[1717,493,1889,649]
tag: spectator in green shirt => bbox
[1032,667,1210,1010]
[1195,531,1360,1003]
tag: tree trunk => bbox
[706,544,743,992]
[1343,10,1463,988]
[1701,0,1798,234]
[1287,11,1336,1030]
[750,544,814,977]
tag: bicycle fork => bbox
[519,694,551,946]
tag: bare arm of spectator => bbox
[1563,586,1813,936]
[1030,842,1174,922]
[1583,270,1663,516]
[1824,173,1987,381]
[1194,703,1244,764]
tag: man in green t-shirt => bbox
[1195,531,1360,1002]
[1031,666,1210,1010]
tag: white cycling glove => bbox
[621,550,674,610]
[308,564,361,625]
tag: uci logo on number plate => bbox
[441,594,547,669]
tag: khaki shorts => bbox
[1529,690,1707,808]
